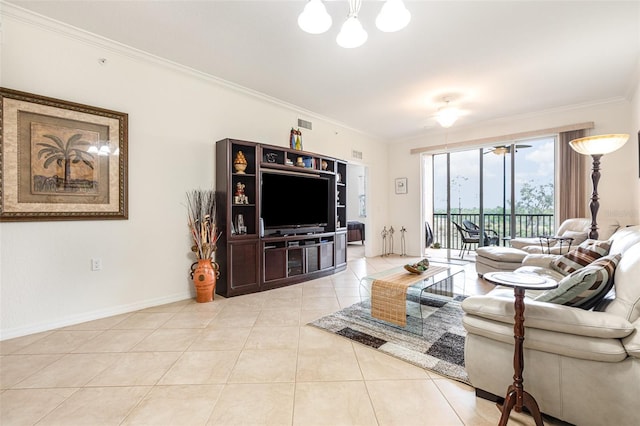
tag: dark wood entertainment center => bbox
[215,138,348,297]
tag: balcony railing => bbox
[431,213,554,250]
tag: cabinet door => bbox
[306,246,319,273]
[287,248,303,276]
[319,243,334,270]
[264,249,286,282]
[335,232,347,267]
[228,240,260,295]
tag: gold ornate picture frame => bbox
[0,88,128,221]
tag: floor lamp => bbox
[568,133,629,240]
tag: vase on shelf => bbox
[190,259,219,303]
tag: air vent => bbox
[352,150,363,160]
[298,119,312,130]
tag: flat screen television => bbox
[261,171,331,234]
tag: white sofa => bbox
[462,225,640,426]
[474,218,619,277]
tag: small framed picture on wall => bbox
[395,177,408,194]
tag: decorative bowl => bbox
[404,258,430,274]
[234,163,247,174]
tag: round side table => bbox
[483,272,559,426]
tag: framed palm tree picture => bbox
[0,88,128,221]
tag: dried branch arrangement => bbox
[186,189,221,260]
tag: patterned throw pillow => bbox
[535,253,621,310]
[550,239,612,276]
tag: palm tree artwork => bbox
[36,133,96,192]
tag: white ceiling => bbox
[7,1,640,140]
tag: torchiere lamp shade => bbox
[569,134,629,155]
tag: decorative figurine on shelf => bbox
[289,128,303,150]
[236,214,246,235]
[400,226,407,256]
[265,152,277,163]
[321,160,328,171]
[388,226,395,255]
[234,182,248,204]
[234,151,248,174]
[295,128,303,150]
[295,156,304,167]
[381,226,389,257]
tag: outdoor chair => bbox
[452,221,480,259]
[462,220,500,246]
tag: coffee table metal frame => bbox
[358,262,465,335]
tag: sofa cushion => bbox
[609,225,640,256]
[535,253,621,309]
[476,246,528,262]
[560,230,589,247]
[462,295,634,339]
[602,242,640,322]
[550,239,612,275]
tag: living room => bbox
[1,1,639,425]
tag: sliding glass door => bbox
[428,137,556,259]
[432,150,481,258]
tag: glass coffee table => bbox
[358,262,466,335]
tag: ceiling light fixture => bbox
[436,99,460,128]
[376,0,411,32]
[298,0,410,48]
[298,0,332,34]
[336,0,368,48]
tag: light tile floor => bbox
[0,246,568,425]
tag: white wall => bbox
[631,62,640,224]
[0,7,388,339]
[390,98,639,257]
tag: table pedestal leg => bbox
[497,287,545,426]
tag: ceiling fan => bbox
[485,144,532,155]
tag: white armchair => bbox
[508,217,591,253]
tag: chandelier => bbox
[298,0,411,48]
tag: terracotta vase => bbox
[191,259,218,303]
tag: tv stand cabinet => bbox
[215,138,347,297]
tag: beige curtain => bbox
[558,130,586,221]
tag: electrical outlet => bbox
[91,258,102,271]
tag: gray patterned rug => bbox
[308,292,470,385]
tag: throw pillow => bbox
[550,239,612,276]
[535,253,621,310]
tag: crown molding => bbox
[0,1,375,140]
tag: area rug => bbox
[308,292,470,385]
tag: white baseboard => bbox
[0,291,192,341]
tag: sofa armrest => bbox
[461,295,634,339]
[623,318,640,358]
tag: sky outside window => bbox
[433,137,555,213]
